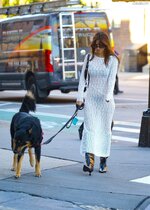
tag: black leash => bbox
[42,104,84,145]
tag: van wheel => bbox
[26,76,40,102]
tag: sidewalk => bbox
[0,121,150,210]
[118,71,149,81]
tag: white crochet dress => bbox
[77,54,118,157]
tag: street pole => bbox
[139,64,150,147]
[148,64,150,110]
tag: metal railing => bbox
[0,0,81,16]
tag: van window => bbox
[0,23,2,52]
[2,22,20,52]
[51,14,62,73]
[74,12,112,64]
[75,12,109,48]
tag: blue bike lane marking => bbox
[0,109,83,130]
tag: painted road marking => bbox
[0,108,142,125]
[116,102,146,106]
[112,135,138,143]
[131,176,150,185]
[115,121,140,127]
[0,109,83,130]
[37,104,74,108]
[0,102,13,107]
[113,127,139,133]
[0,109,140,143]
[0,108,83,120]
[115,97,147,102]
[0,102,74,109]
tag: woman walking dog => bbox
[76,31,119,175]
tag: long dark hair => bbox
[90,31,119,65]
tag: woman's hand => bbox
[76,101,83,106]
[76,101,84,110]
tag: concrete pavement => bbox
[0,120,150,210]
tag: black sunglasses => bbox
[95,43,105,49]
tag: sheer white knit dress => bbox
[77,54,118,157]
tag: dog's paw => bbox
[11,167,16,171]
[15,175,20,179]
[35,173,41,177]
[30,160,34,167]
[15,174,21,179]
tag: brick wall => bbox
[112,20,149,72]
[112,20,133,56]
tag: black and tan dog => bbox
[10,91,43,178]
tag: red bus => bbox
[0,10,114,101]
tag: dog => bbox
[10,91,43,178]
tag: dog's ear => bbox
[28,128,32,134]
[27,91,35,100]
[20,91,36,112]
[26,91,36,112]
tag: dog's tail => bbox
[19,91,36,113]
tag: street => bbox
[0,72,150,210]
